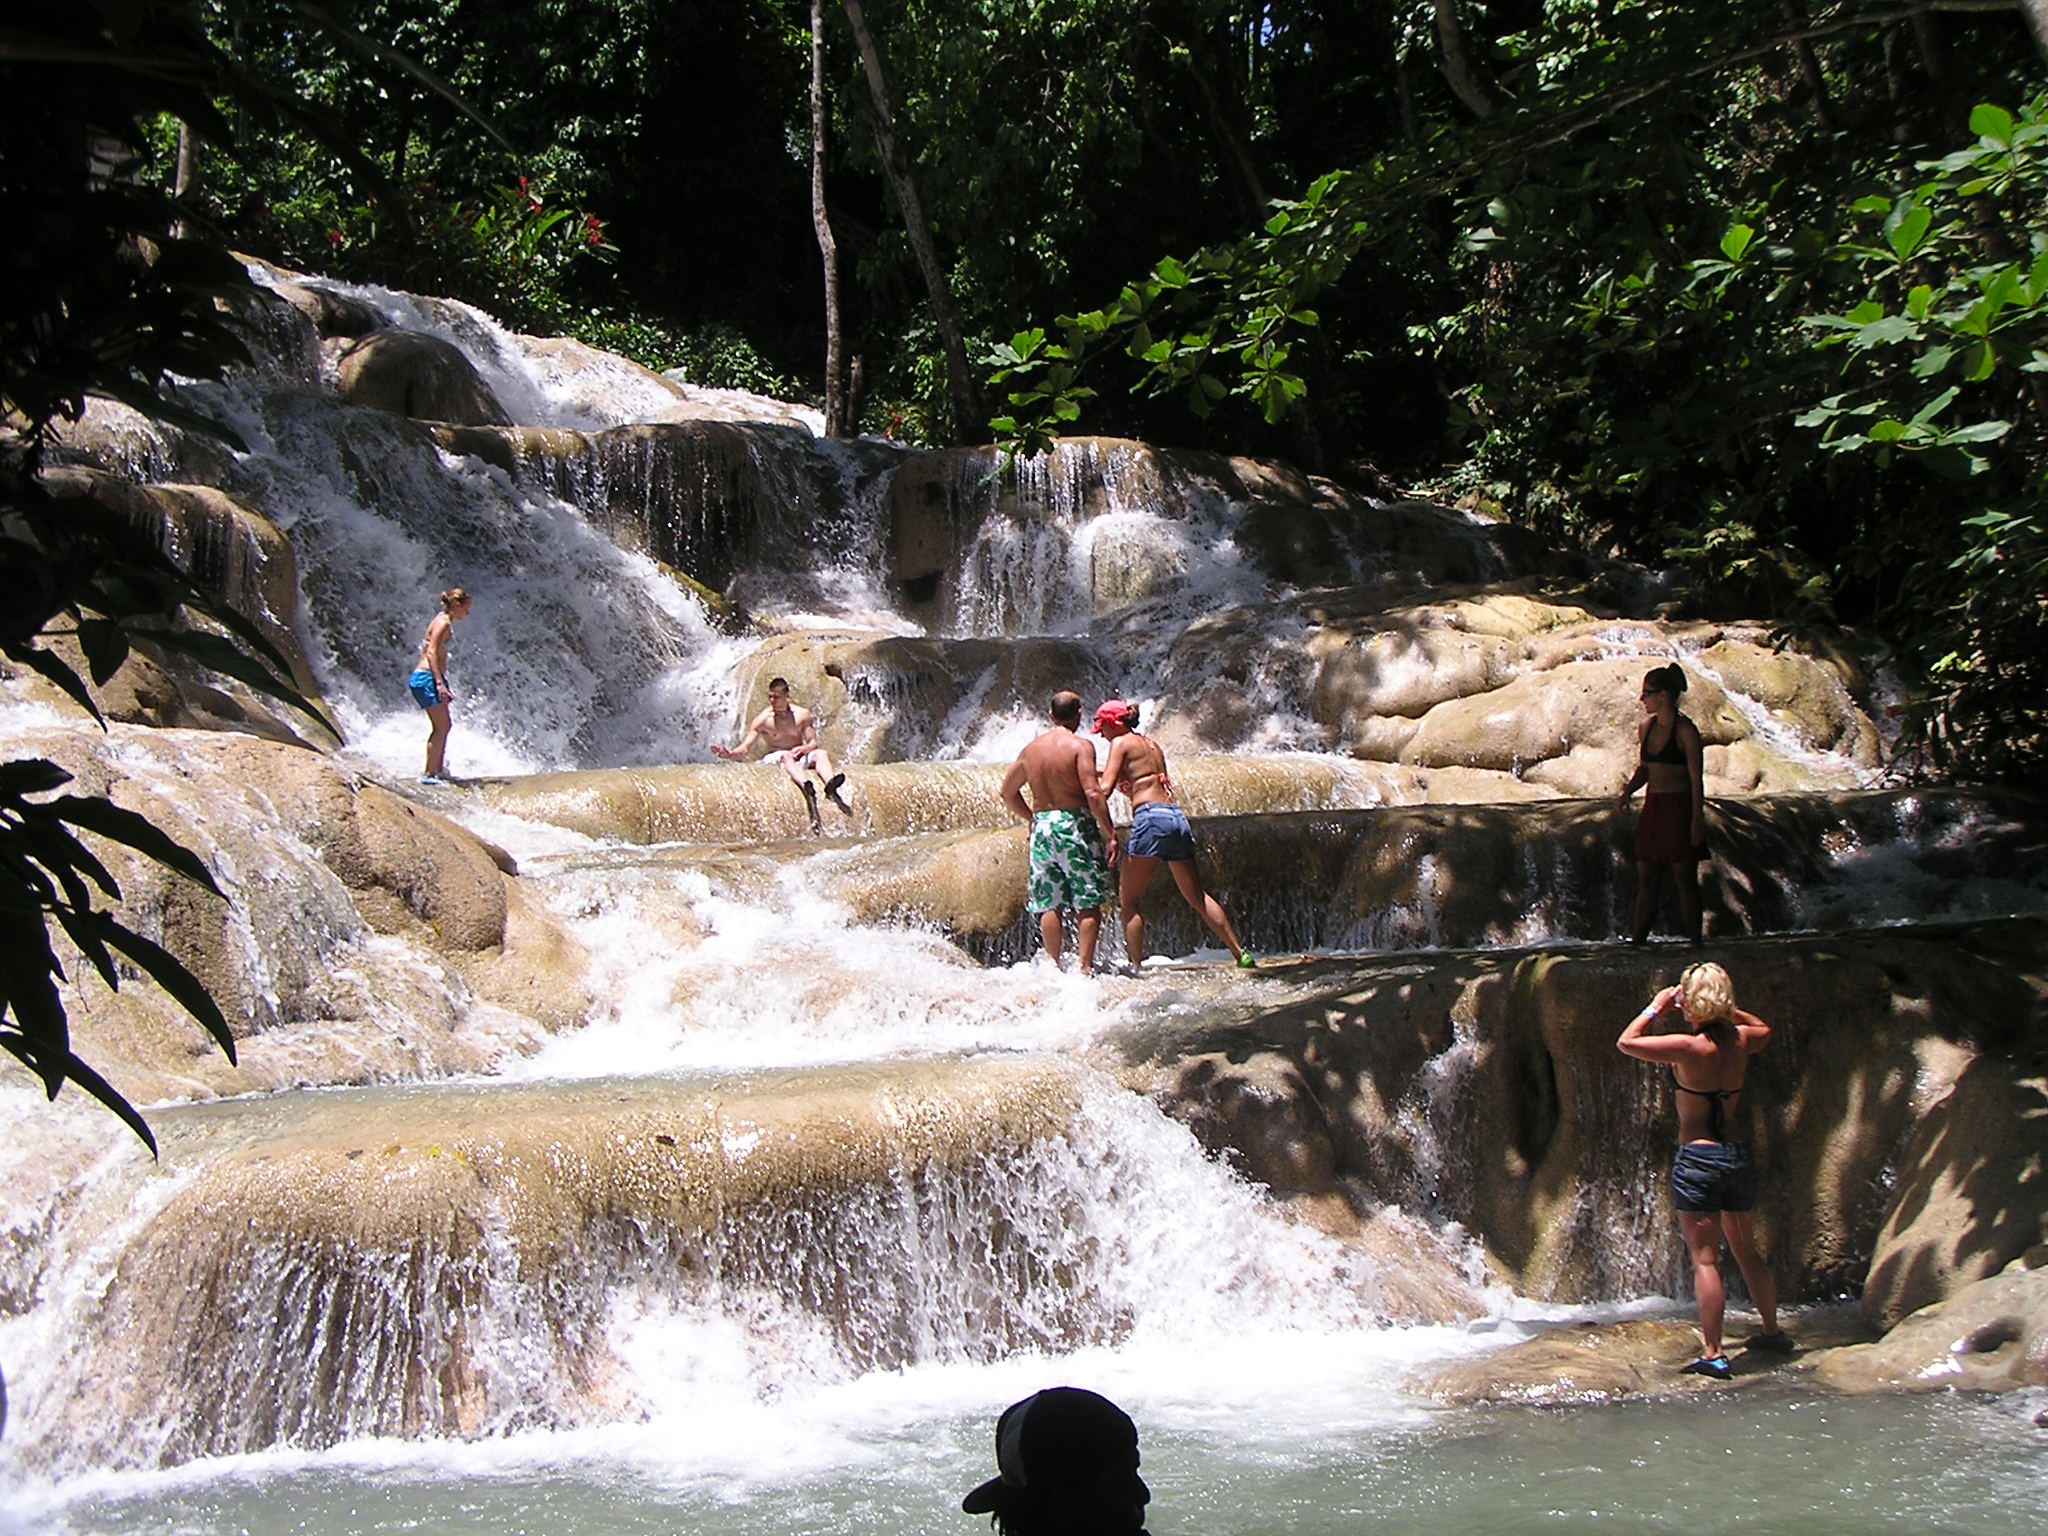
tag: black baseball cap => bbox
[961,1387,1139,1515]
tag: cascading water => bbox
[7,270,2048,1534]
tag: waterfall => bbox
[9,267,2047,1530]
[0,1068,1485,1476]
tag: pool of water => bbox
[22,1381,2048,1535]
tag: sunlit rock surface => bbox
[1815,1259,2048,1394]
[333,329,510,426]
[9,724,589,1105]
[1412,1310,1876,1405]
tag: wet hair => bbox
[768,676,790,692]
[440,587,471,611]
[1642,663,1687,698]
[1050,691,1082,726]
[1680,962,1735,1025]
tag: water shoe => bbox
[1746,1331,1796,1354]
[1680,1355,1733,1380]
[1237,951,1258,969]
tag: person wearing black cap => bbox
[961,1386,1150,1535]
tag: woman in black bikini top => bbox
[1617,961,1792,1376]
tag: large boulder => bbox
[29,468,328,743]
[1860,1050,2048,1329]
[1814,1258,2048,1394]
[20,727,591,1105]
[334,330,509,426]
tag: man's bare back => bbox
[1008,727,1098,813]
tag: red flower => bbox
[327,229,343,246]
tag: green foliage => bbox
[0,759,235,1156]
[985,3,2045,778]
[1,1,349,1145]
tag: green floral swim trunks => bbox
[1027,809,1112,913]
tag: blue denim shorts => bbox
[1127,802,1197,861]
[1670,1140,1758,1214]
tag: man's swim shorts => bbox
[1027,808,1112,914]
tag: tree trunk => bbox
[1783,2,1834,131]
[172,119,200,239]
[841,0,984,442]
[1179,30,1267,225]
[811,0,847,437]
[1431,0,1499,120]
[2026,0,2048,67]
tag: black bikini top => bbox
[1672,1074,1739,1140]
[1641,715,1691,766]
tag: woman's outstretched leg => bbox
[424,702,452,779]
[1166,860,1248,961]
[1719,1210,1780,1337]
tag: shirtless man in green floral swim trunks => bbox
[1000,691,1120,974]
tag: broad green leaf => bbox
[1847,314,1917,349]
[1908,386,1960,425]
[1911,345,1956,379]
[1719,224,1755,262]
[1970,103,2016,145]
[1886,207,1932,261]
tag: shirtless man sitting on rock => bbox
[711,676,849,833]
[1001,691,1119,975]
